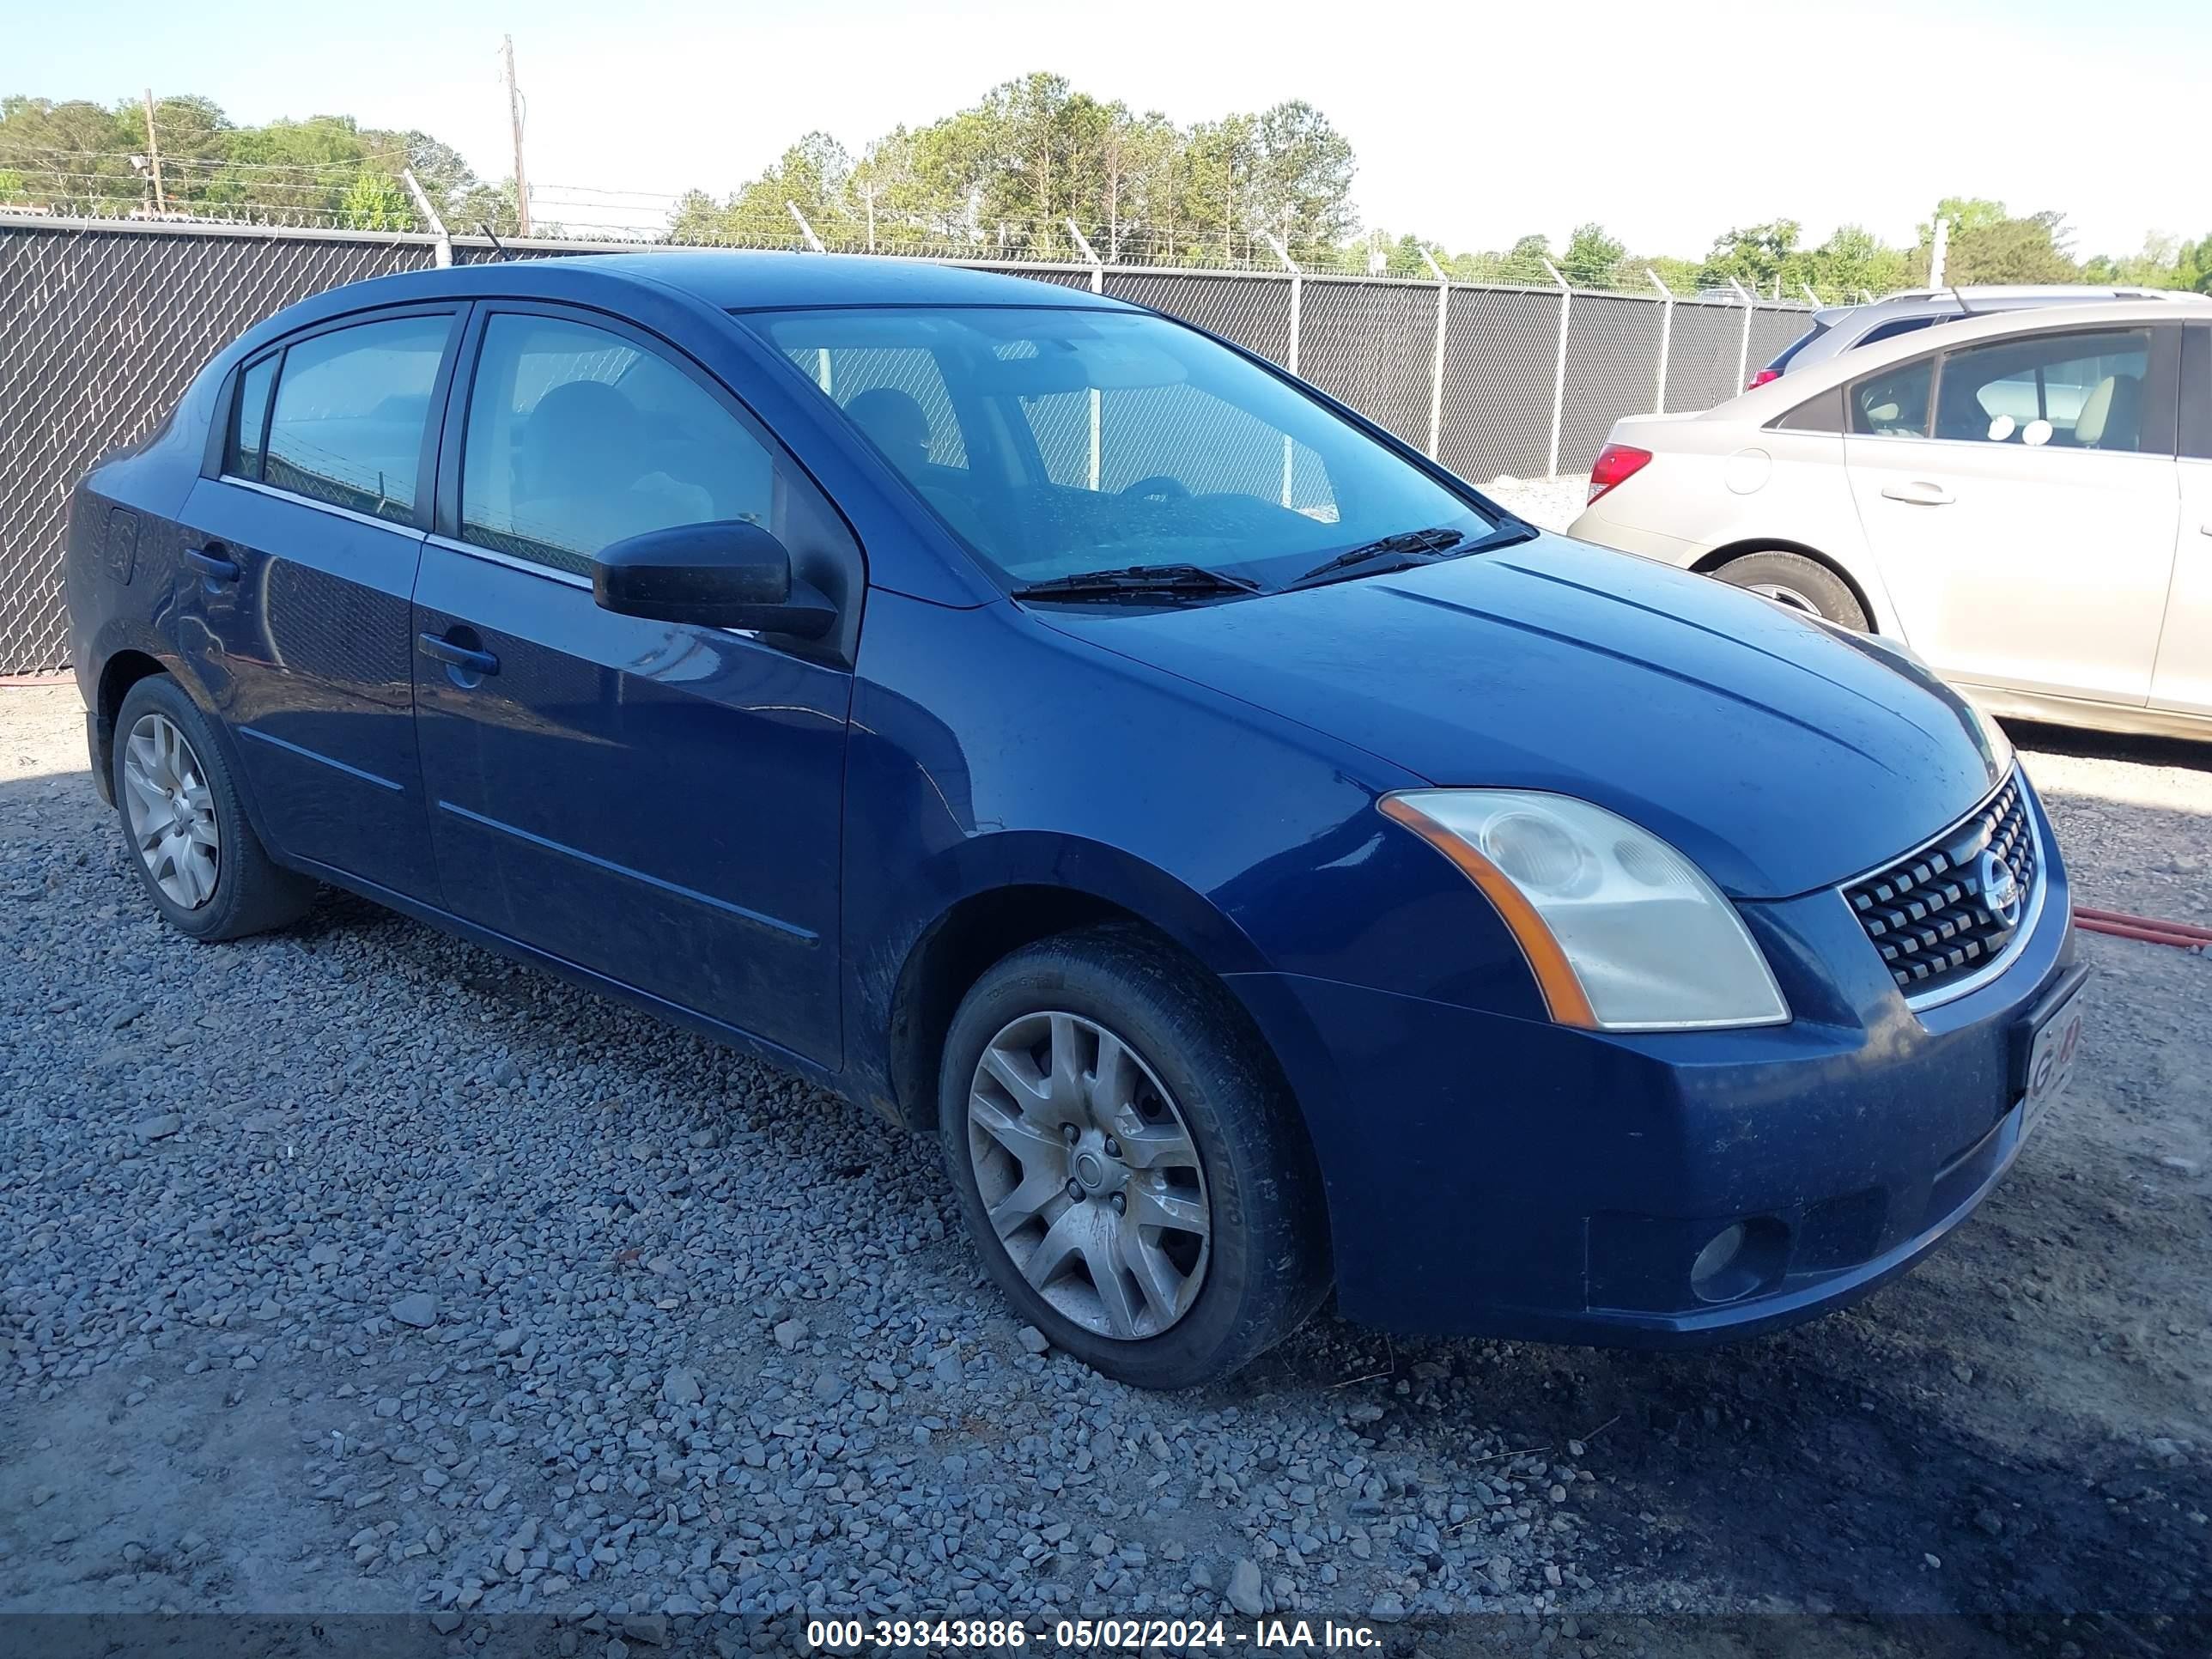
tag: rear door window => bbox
[264,315,451,522]
[1849,356,1934,437]
[1933,329,2154,451]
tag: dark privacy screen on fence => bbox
[0,217,1814,672]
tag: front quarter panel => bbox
[840,592,1554,1111]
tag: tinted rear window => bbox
[1764,320,1829,373]
[264,315,450,523]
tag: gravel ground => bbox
[3,550,2209,1654]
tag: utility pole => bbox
[1928,212,1949,289]
[502,34,531,236]
[141,89,166,215]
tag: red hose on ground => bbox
[2074,906,2209,951]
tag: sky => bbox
[21,0,2209,259]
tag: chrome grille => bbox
[1844,773,2039,999]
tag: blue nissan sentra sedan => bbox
[64,253,2087,1389]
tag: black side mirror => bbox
[590,520,836,638]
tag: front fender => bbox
[839,590,1555,1117]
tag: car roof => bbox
[1815,285,2206,330]
[240,249,1127,349]
[1717,297,2193,420]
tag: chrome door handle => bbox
[1881,482,1954,506]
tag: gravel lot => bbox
[3,490,2209,1654]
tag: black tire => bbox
[1713,550,1869,631]
[938,925,1330,1389]
[110,675,318,941]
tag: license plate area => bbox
[2011,966,2090,1140]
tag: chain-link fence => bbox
[0,213,1821,673]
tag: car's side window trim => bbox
[218,471,430,538]
[213,302,470,532]
[423,528,592,592]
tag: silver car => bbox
[1753,285,2209,388]
[1571,301,2212,740]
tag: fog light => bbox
[1689,1217,1788,1304]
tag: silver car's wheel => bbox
[1713,550,1869,631]
[121,711,221,909]
[1743,580,1819,615]
[966,1011,1211,1340]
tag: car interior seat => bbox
[2070,374,2143,450]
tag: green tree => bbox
[340,168,410,230]
[1698,220,1803,294]
[1907,206,2077,284]
[1560,221,1625,287]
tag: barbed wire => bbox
[0,152,1870,299]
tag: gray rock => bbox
[1224,1557,1265,1616]
[1369,1592,1407,1623]
[661,1368,702,1406]
[390,1293,439,1328]
[773,1319,807,1352]
[1017,1326,1050,1356]
[132,1113,183,1142]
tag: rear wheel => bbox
[1713,550,1869,631]
[938,926,1328,1389]
[111,675,317,941]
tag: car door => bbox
[1841,323,2182,707]
[174,307,460,897]
[410,303,855,1066]
[2151,322,2212,719]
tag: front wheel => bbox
[938,927,1329,1389]
[1713,550,1869,631]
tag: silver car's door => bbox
[1842,324,2181,708]
[2150,322,2212,720]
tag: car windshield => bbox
[744,305,1496,593]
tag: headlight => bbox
[1379,790,1789,1031]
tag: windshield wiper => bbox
[1290,519,1539,589]
[1011,563,1263,602]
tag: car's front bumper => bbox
[1227,787,2079,1346]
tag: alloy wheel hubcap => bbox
[122,712,221,909]
[966,1011,1210,1341]
[1745,580,1819,616]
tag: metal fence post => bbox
[1543,259,1571,478]
[1066,216,1103,295]
[1419,249,1449,459]
[1264,234,1303,505]
[1067,218,1106,489]
[400,169,451,268]
[1648,267,1672,415]
[787,202,824,252]
[1728,276,1754,392]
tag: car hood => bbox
[1035,535,2007,899]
